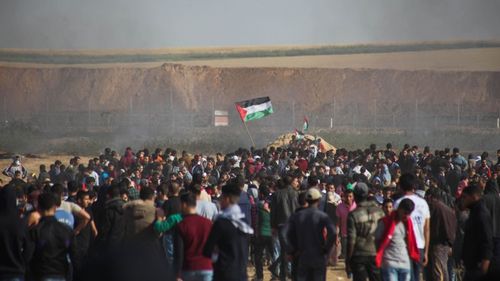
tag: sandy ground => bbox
[0,154,91,184]
[1,47,499,71]
[248,262,349,281]
[180,47,500,71]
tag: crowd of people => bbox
[1,136,500,281]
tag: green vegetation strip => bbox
[0,41,499,64]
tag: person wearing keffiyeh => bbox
[203,180,253,281]
[375,198,420,281]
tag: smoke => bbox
[1,0,499,49]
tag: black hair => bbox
[180,191,197,207]
[119,188,129,197]
[89,190,97,200]
[49,183,65,197]
[107,185,121,199]
[76,190,90,201]
[191,184,202,196]
[67,181,79,193]
[139,187,155,201]
[259,184,270,197]
[222,181,241,198]
[298,191,308,207]
[399,173,416,192]
[281,175,290,186]
[38,192,58,211]
[382,198,393,206]
[462,184,483,197]
[307,175,319,187]
[398,198,415,215]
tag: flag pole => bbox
[242,120,256,148]
[235,102,256,148]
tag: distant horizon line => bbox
[1,40,499,65]
[2,39,500,54]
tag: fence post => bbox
[88,95,92,129]
[457,101,461,127]
[2,95,6,123]
[374,98,377,129]
[211,94,215,128]
[129,96,133,129]
[45,97,49,129]
[170,90,175,129]
[414,99,418,128]
[292,100,295,129]
[497,108,500,129]
[332,96,336,129]
[352,102,355,128]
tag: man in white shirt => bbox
[193,184,218,220]
[394,173,431,281]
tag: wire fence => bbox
[5,96,498,136]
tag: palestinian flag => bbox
[235,97,273,122]
[303,116,309,131]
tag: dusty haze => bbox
[1,0,500,49]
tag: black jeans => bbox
[464,268,487,281]
[277,225,290,281]
[411,248,424,281]
[350,256,381,281]
[296,265,326,281]
[254,235,274,279]
[341,236,347,259]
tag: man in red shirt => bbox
[174,192,213,281]
[296,152,309,173]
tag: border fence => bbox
[5,96,500,136]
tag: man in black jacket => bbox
[426,188,457,281]
[461,185,494,281]
[203,180,254,281]
[286,188,336,281]
[270,175,299,280]
[95,185,125,252]
[30,192,75,281]
[0,185,33,281]
[482,179,500,277]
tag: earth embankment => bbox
[1,63,499,115]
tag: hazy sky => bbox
[1,0,500,49]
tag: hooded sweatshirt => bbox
[0,185,33,279]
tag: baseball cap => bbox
[306,188,322,201]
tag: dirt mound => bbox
[0,63,499,117]
[268,133,336,153]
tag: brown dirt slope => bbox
[1,62,499,116]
